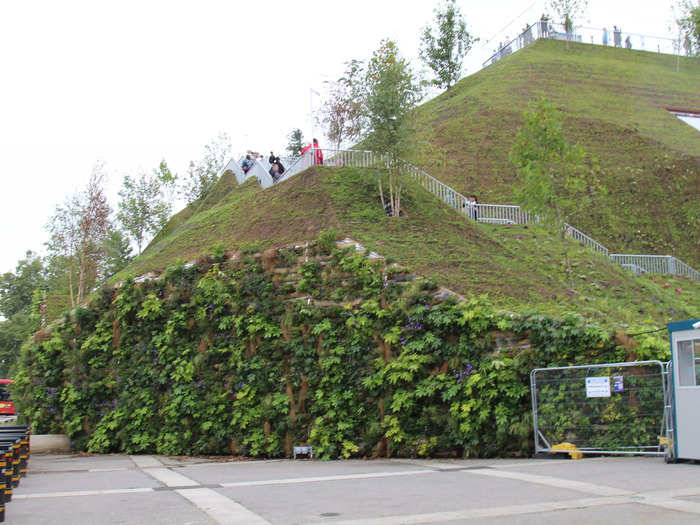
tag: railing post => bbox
[668,256,676,275]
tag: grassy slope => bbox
[121,167,698,328]
[406,39,700,265]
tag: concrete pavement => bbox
[5,454,699,524]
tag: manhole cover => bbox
[320,512,341,517]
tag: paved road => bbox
[5,454,700,524]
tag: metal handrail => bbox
[610,254,700,280]
[565,223,609,256]
[482,20,681,69]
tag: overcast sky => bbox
[0,0,680,274]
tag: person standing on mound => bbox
[301,138,324,165]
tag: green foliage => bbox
[117,167,174,255]
[102,229,133,279]
[13,232,672,459]
[510,98,603,288]
[405,38,700,265]
[286,128,305,156]
[321,61,366,149]
[548,0,588,31]
[365,39,422,157]
[419,0,477,89]
[182,133,232,204]
[0,251,46,375]
[0,251,46,318]
[510,99,600,227]
[676,0,700,55]
[317,229,340,252]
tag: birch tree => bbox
[365,40,422,217]
[46,164,111,307]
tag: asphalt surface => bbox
[5,453,700,524]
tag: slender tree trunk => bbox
[77,250,86,304]
[555,204,575,290]
[389,172,395,216]
[378,176,386,210]
[394,185,402,218]
[67,255,75,309]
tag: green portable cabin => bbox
[668,319,700,461]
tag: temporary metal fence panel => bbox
[530,360,671,457]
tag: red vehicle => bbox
[0,380,15,417]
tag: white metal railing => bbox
[218,157,248,185]
[218,147,698,281]
[565,223,609,256]
[275,150,314,183]
[483,20,681,68]
[473,204,534,225]
[610,255,700,280]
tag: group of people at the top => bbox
[240,139,324,184]
[494,15,634,60]
[603,26,632,49]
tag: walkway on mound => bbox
[218,148,699,281]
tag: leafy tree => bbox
[0,252,47,376]
[0,314,34,376]
[286,128,305,156]
[46,163,111,307]
[102,229,133,278]
[117,162,175,254]
[510,99,602,290]
[182,133,231,204]
[676,0,700,55]
[320,60,366,149]
[548,0,588,43]
[365,39,422,217]
[0,251,46,319]
[419,0,477,89]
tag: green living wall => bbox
[13,235,668,459]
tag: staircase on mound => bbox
[218,148,699,282]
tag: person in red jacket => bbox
[301,139,324,165]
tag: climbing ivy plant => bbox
[13,233,668,458]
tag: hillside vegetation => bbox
[109,41,700,329]
[119,168,698,328]
[17,237,671,458]
[406,39,700,264]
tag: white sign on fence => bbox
[586,376,611,398]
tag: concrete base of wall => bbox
[31,434,71,454]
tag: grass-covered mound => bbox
[406,39,700,264]
[15,236,669,458]
[122,168,698,328]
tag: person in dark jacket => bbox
[241,155,254,173]
[463,194,479,220]
[269,157,286,181]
